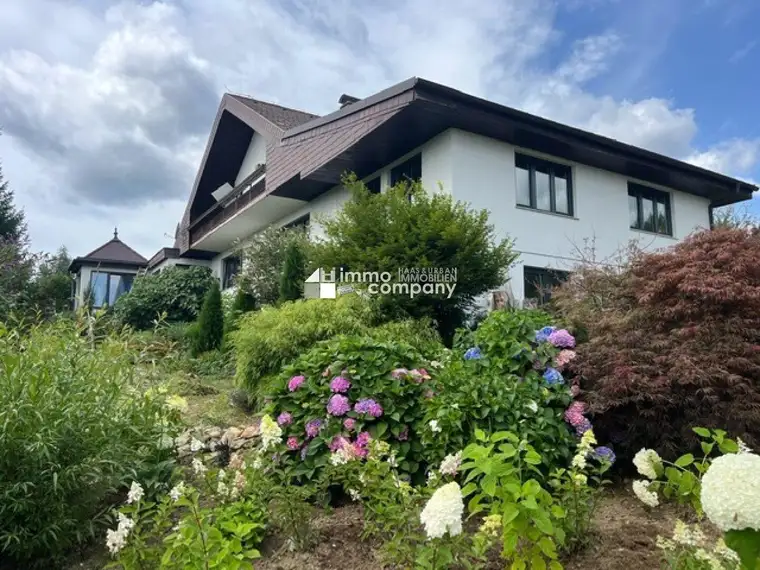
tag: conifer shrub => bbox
[192,280,224,355]
[279,240,307,302]
[562,228,760,460]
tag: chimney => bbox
[339,94,360,108]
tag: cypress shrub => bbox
[193,280,224,355]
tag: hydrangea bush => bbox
[266,334,434,480]
[421,310,579,474]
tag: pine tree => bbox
[279,241,306,302]
[0,163,26,242]
[193,279,224,354]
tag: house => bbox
[151,77,756,304]
[69,229,148,309]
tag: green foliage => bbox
[311,174,517,343]
[657,520,743,570]
[365,318,445,360]
[28,246,73,316]
[232,294,375,396]
[238,225,311,306]
[114,266,215,329]
[279,239,307,302]
[0,318,180,565]
[266,333,435,481]
[192,280,224,355]
[461,430,566,570]
[422,310,575,473]
[225,284,257,334]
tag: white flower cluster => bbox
[260,414,283,451]
[656,520,739,569]
[192,457,207,476]
[420,482,464,540]
[570,429,596,472]
[169,482,185,502]
[126,481,144,504]
[439,451,462,476]
[633,448,662,480]
[632,480,659,508]
[701,452,760,531]
[105,512,135,554]
[429,420,442,433]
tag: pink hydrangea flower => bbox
[564,401,587,427]
[343,418,356,431]
[354,398,383,418]
[329,436,351,452]
[548,329,576,348]
[330,376,351,393]
[556,349,577,367]
[288,375,306,392]
[287,437,300,450]
[356,431,371,448]
[391,368,409,379]
[277,412,293,426]
[327,394,351,416]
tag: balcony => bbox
[189,164,307,252]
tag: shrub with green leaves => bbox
[266,333,436,481]
[114,266,215,329]
[311,174,517,344]
[232,294,376,396]
[421,309,575,473]
[279,239,307,302]
[0,319,180,566]
[192,280,224,355]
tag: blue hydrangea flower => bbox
[464,347,482,360]
[593,446,616,464]
[535,326,556,344]
[543,367,564,386]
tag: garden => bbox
[1,175,759,570]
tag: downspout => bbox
[709,204,714,230]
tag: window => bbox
[390,154,422,187]
[515,153,573,216]
[88,271,134,307]
[222,256,241,289]
[628,183,672,235]
[365,177,381,194]
[523,266,570,305]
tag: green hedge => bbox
[114,266,215,329]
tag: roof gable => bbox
[70,231,148,272]
[230,95,318,130]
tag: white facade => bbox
[235,133,267,186]
[197,127,713,302]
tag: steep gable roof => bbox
[229,95,319,130]
[69,231,148,272]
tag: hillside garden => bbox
[1,175,759,569]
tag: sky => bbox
[0,0,758,258]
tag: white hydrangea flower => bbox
[632,480,659,508]
[348,488,361,501]
[106,528,128,554]
[439,451,462,476]
[190,438,204,453]
[572,473,588,487]
[260,415,283,451]
[126,482,144,504]
[217,480,228,497]
[672,520,705,547]
[633,448,662,480]
[169,482,185,502]
[737,437,752,454]
[192,457,207,476]
[217,469,226,481]
[571,453,587,470]
[420,482,464,540]
[429,420,441,433]
[329,450,349,466]
[701,452,760,531]
[117,512,135,533]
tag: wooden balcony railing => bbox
[189,165,267,246]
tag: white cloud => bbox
[0,0,757,258]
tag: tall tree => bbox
[30,246,73,315]
[0,161,34,321]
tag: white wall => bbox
[234,132,267,186]
[445,129,711,301]
[148,257,211,275]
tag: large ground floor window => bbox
[89,271,135,307]
[523,266,571,305]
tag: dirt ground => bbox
[254,484,697,570]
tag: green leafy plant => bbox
[657,520,741,570]
[279,239,307,302]
[225,284,257,335]
[231,293,375,397]
[114,266,216,330]
[238,225,310,306]
[192,280,224,355]
[461,429,567,570]
[422,310,575,474]
[311,173,517,343]
[0,318,181,566]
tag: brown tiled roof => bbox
[229,95,319,130]
[69,232,148,272]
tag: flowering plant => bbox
[266,334,433,481]
[657,520,741,570]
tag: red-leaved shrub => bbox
[560,228,760,460]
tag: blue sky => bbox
[0,0,757,257]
